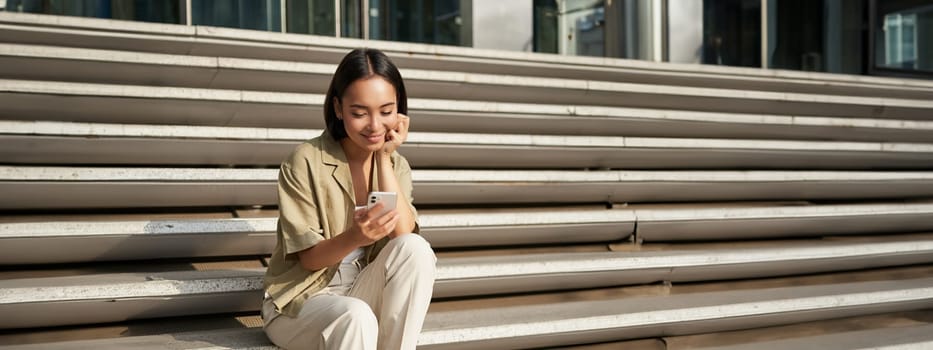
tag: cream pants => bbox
[262,234,437,350]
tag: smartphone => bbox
[366,191,397,216]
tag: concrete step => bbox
[0,208,634,264]
[1,238,931,329]
[633,201,933,242]
[0,12,931,100]
[0,312,265,347]
[4,84,933,142]
[434,238,933,299]
[4,121,933,169]
[4,276,932,349]
[0,79,316,128]
[414,170,933,204]
[3,166,933,209]
[0,327,274,349]
[684,324,933,350]
[419,277,933,349]
[566,311,933,350]
[0,269,263,330]
[3,203,933,264]
[1,44,931,120]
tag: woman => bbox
[262,48,436,350]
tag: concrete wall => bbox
[471,0,533,52]
[667,0,703,64]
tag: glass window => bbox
[534,0,656,60]
[287,0,336,36]
[433,0,462,45]
[605,0,655,60]
[192,0,281,32]
[533,0,559,53]
[5,0,180,24]
[369,0,381,39]
[564,0,606,57]
[342,0,362,38]
[874,0,933,74]
[702,0,761,67]
[369,0,463,46]
[768,0,866,74]
[533,0,605,57]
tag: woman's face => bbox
[335,76,399,154]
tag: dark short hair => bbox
[324,48,408,140]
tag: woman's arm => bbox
[378,113,416,237]
[297,201,399,271]
[376,154,416,237]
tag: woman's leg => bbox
[262,294,378,350]
[349,234,437,350]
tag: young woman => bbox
[262,48,436,350]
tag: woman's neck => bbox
[341,139,375,203]
[339,139,373,164]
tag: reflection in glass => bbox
[557,0,605,57]
[768,0,865,74]
[533,0,608,57]
[605,0,655,60]
[533,0,606,57]
[342,0,362,38]
[436,0,463,45]
[287,0,336,36]
[369,0,381,39]
[5,0,180,23]
[533,0,559,53]
[885,14,916,67]
[534,0,656,60]
[192,0,281,32]
[703,0,760,67]
[369,0,463,46]
[876,0,932,73]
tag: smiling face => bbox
[334,76,399,156]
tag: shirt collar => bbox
[320,130,355,203]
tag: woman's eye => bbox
[380,111,393,116]
[351,112,366,117]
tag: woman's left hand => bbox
[382,113,409,155]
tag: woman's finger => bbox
[360,202,383,222]
[399,115,409,131]
[385,215,399,234]
[375,209,399,226]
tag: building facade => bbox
[3,0,931,79]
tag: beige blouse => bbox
[263,130,419,318]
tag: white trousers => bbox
[263,234,437,350]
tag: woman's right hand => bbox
[347,203,399,246]
[296,203,398,272]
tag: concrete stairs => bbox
[1,12,932,349]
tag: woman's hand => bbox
[346,203,399,246]
[382,113,409,155]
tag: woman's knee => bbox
[333,298,378,331]
[391,234,436,263]
[271,297,377,349]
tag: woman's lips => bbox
[364,134,384,143]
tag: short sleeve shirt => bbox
[263,130,419,318]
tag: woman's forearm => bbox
[297,231,363,271]
[376,154,416,236]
